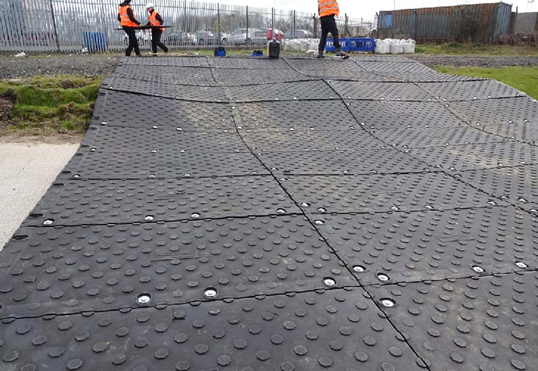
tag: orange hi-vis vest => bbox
[319,0,340,18]
[119,5,138,27]
[149,11,164,31]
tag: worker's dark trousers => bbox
[123,26,141,57]
[151,28,169,54]
[319,15,341,53]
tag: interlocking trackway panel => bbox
[1,216,355,318]
[315,206,537,284]
[1,55,537,371]
[0,289,426,371]
[23,177,301,227]
[369,272,538,371]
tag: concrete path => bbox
[0,142,78,249]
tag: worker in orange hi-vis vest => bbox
[317,0,349,59]
[146,3,169,56]
[118,0,142,57]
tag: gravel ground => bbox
[408,55,538,68]
[0,55,121,79]
[1,53,538,79]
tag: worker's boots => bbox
[317,52,325,59]
[335,48,350,59]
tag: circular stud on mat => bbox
[380,298,396,308]
[377,273,390,282]
[136,294,151,305]
[323,277,336,287]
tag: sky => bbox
[220,0,536,20]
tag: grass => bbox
[0,75,102,135]
[434,66,538,100]
[416,42,538,56]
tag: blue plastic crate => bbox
[347,38,375,52]
[325,38,375,53]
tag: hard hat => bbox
[146,3,155,8]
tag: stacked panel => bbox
[0,55,536,371]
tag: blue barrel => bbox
[83,32,107,52]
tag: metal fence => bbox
[0,0,373,53]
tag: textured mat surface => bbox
[1,55,536,371]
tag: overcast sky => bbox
[221,0,536,20]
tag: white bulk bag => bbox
[390,42,404,54]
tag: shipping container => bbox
[377,2,513,43]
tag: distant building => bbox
[514,12,538,36]
[376,2,513,43]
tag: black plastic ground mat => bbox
[103,77,228,101]
[315,206,537,285]
[446,97,538,142]
[23,176,298,227]
[307,68,396,81]
[367,272,538,371]
[241,129,387,152]
[347,100,466,130]
[286,58,364,72]
[355,60,479,82]
[258,148,429,176]
[114,65,218,86]
[447,97,538,127]
[227,80,338,102]
[1,216,358,318]
[209,57,289,69]
[457,165,538,212]
[328,80,434,101]
[279,173,497,214]
[370,127,505,148]
[61,150,269,179]
[408,141,538,171]
[287,58,396,81]
[234,100,356,131]
[418,80,526,101]
[1,56,537,371]
[82,126,247,153]
[0,288,429,371]
[213,68,313,86]
[93,90,235,131]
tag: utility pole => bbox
[293,10,296,39]
[217,3,221,46]
[272,8,275,40]
[183,0,187,32]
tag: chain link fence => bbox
[0,0,373,53]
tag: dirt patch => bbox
[0,131,83,144]
[59,80,79,89]
[0,90,15,128]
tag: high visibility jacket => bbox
[318,0,340,18]
[149,11,164,31]
[119,5,138,27]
